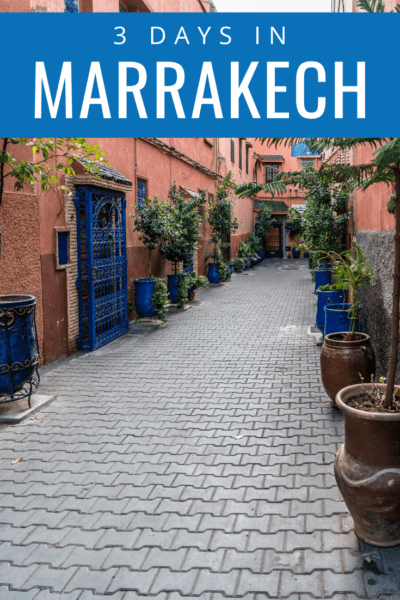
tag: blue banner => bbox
[0,12,397,136]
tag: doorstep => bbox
[0,394,55,425]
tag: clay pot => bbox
[335,384,400,547]
[320,333,375,407]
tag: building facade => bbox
[251,139,322,258]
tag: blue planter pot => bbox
[135,279,156,318]
[316,290,346,329]
[324,303,360,336]
[259,248,266,261]
[314,268,332,293]
[228,263,234,275]
[292,248,300,259]
[304,252,309,258]
[167,273,185,303]
[208,263,220,284]
[0,295,40,404]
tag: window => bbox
[239,140,242,171]
[265,163,279,183]
[230,138,235,164]
[301,159,316,171]
[253,165,257,183]
[246,146,249,175]
[137,178,147,210]
[55,230,71,270]
[64,0,79,12]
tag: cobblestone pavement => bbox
[0,259,398,599]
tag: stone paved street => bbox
[0,260,397,599]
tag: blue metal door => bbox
[74,186,129,351]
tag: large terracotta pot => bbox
[335,384,400,547]
[320,333,375,407]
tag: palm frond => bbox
[235,180,287,199]
[256,138,386,154]
[372,138,400,170]
[356,0,385,11]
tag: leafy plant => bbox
[237,240,250,259]
[176,277,189,310]
[254,205,277,241]
[327,241,375,335]
[232,257,245,273]
[217,261,231,283]
[318,283,345,292]
[356,0,400,11]
[152,278,169,322]
[176,270,207,309]
[161,183,205,274]
[0,137,108,207]
[185,270,207,290]
[132,196,173,276]
[206,172,240,264]
[286,208,303,239]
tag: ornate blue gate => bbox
[74,186,129,351]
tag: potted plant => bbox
[205,172,239,283]
[130,277,169,322]
[315,283,347,330]
[132,196,173,317]
[176,271,207,308]
[319,242,376,405]
[238,132,400,546]
[254,204,277,262]
[160,184,205,302]
[232,257,245,273]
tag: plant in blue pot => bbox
[132,195,173,318]
[320,242,376,405]
[205,172,239,283]
[315,283,347,330]
[160,184,205,302]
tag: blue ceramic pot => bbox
[292,248,300,259]
[167,273,185,303]
[135,279,156,318]
[227,263,234,275]
[259,248,266,261]
[324,303,360,336]
[0,295,40,401]
[314,268,332,293]
[304,252,309,258]
[208,263,220,284]
[316,290,346,329]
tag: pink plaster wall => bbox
[0,191,44,361]
[353,144,395,232]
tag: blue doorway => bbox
[75,186,129,351]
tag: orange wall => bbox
[353,144,395,233]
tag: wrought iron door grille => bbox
[74,186,129,351]
[65,0,79,12]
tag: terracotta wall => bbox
[0,191,44,361]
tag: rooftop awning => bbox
[253,153,285,163]
[180,186,203,199]
[78,160,132,186]
[254,200,290,213]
